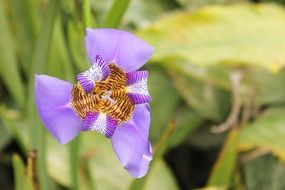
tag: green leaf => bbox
[125,0,179,27]
[103,0,131,28]
[143,159,179,190]
[47,136,91,190]
[0,105,28,152]
[48,131,179,190]
[69,137,81,190]
[0,121,11,152]
[129,121,177,190]
[0,1,25,109]
[27,0,61,189]
[177,0,241,10]
[12,154,34,190]
[207,128,239,188]
[167,107,204,150]
[47,133,131,190]
[242,154,285,190]
[82,133,132,190]
[245,68,285,105]
[137,4,285,72]
[188,125,227,150]
[148,66,181,141]
[239,108,285,160]
[169,71,230,121]
[46,137,72,187]
[161,58,231,90]
[67,22,89,71]
[83,0,93,28]
[47,17,74,81]
[10,0,36,75]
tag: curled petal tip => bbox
[111,104,152,178]
[125,142,153,178]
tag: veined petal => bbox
[126,71,151,104]
[35,75,82,144]
[85,28,154,72]
[82,112,117,138]
[111,104,152,178]
[76,55,109,93]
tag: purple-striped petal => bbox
[126,71,151,104]
[76,55,109,93]
[82,112,117,138]
[35,75,82,144]
[111,104,152,178]
[85,28,154,72]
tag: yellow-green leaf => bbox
[12,154,34,190]
[0,1,25,108]
[143,159,179,190]
[137,4,285,72]
[207,128,239,188]
[239,108,285,161]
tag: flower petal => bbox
[131,104,151,140]
[35,75,82,144]
[82,112,117,138]
[126,71,151,104]
[77,55,110,93]
[85,28,154,72]
[111,104,152,178]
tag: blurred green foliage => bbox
[1,0,285,189]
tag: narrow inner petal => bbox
[82,112,117,138]
[126,71,151,104]
[76,54,110,93]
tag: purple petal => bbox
[130,104,151,140]
[111,104,152,178]
[35,75,82,144]
[76,55,110,93]
[126,71,151,104]
[82,112,117,138]
[85,28,154,72]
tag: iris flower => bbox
[35,28,154,178]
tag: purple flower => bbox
[35,28,154,178]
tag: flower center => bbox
[71,64,135,124]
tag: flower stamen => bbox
[101,90,117,105]
[71,64,135,123]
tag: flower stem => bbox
[83,0,93,28]
[69,136,80,190]
[103,0,131,28]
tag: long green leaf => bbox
[103,0,131,28]
[0,119,12,151]
[83,0,93,28]
[0,1,25,109]
[27,0,61,189]
[10,0,36,75]
[207,128,239,188]
[69,137,80,190]
[0,105,28,153]
[47,18,74,80]
[13,154,34,190]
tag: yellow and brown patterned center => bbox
[71,64,134,124]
